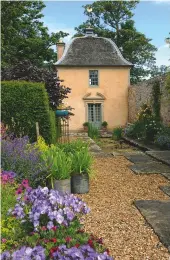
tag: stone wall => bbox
[128,75,170,125]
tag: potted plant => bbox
[83,122,89,132]
[101,121,108,131]
[43,146,72,193]
[70,146,93,194]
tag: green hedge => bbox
[1,81,56,144]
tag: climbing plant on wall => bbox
[152,80,161,121]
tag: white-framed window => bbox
[89,70,98,86]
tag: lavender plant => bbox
[1,136,47,187]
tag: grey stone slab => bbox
[89,144,102,152]
[146,151,170,166]
[130,162,170,175]
[92,152,113,158]
[161,173,170,181]
[124,153,156,164]
[134,200,170,251]
[160,186,170,197]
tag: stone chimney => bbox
[84,27,94,37]
[56,40,65,60]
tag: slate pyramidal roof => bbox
[55,30,133,67]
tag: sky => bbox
[42,1,170,67]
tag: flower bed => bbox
[1,134,114,259]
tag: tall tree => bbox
[1,60,71,110]
[75,1,157,84]
[1,1,68,67]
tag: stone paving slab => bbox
[124,153,156,164]
[134,200,170,251]
[91,152,113,158]
[159,186,170,197]
[130,162,170,176]
[146,151,170,166]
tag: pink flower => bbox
[16,188,22,195]
[2,238,7,243]
[22,179,29,188]
[65,236,72,243]
[41,226,47,231]
[51,226,57,231]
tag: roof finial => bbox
[85,6,94,37]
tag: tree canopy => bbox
[1,1,68,67]
[75,1,157,84]
[1,60,71,110]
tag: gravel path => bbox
[80,156,170,260]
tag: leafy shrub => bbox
[145,119,162,142]
[137,103,152,122]
[1,81,56,144]
[154,126,170,149]
[1,60,71,110]
[112,127,123,141]
[83,122,89,127]
[1,136,47,187]
[88,123,99,139]
[125,103,162,142]
[102,121,108,127]
[155,135,170,150]
[34,136,49,153]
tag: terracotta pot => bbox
[101,126,107,131]
[84,126,88,132]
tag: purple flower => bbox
[9,186,90,230]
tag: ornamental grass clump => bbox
[42,146,72,186]
[70,146,93,175]
[112,127,123,141]
[57,139,89,155]
[88,123,100,139]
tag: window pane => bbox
[89,70,98,86]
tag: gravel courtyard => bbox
[80,156,170,260]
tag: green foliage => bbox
[1,183,24,252]
[1,1,68,67]
[101,121,108,127]
[1,183,17,219]
[112,127,123,141]
[43,146,72,182]
[70,146,93,175]
[125,103,162,142]
[152,80,161,121]
[58,139,89,154]
[75,1,157,84]
[88,123,100,139]
[83,122,89,127]
[165,71,170,94]
[49,110,57,144]
[150,65,168,78]
[154,126,170,150]
[1,81,55,144]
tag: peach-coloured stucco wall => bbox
[56,67,130,131]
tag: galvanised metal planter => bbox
[54,178,71,194]
[71,173,89,194]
